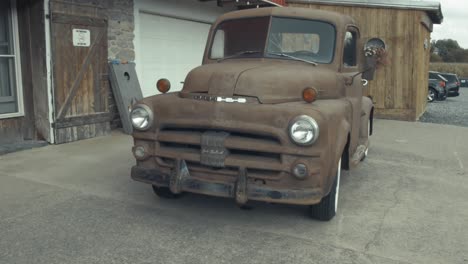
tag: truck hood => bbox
[182,59,341,104]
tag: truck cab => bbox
[130,7,374,221]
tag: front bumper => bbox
[131,162,323,205]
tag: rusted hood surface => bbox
[182,59,340,103]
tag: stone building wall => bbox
[107,0,135,62]
[104,0,135,128]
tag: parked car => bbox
[428,71,447,102]
[460,78,468,88]
[439,73,460,96]
[129,7,376,221]
[428,78,447,102]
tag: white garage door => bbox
[139,13,211,96]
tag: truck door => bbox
[342,27,362,155]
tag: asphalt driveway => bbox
[0,120,467,264]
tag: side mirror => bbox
[362,66,376,81]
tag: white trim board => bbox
[44,0,55,143]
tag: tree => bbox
[454,49,468,63]
[430,40,436,53]
[430,53,443,62]
[432,39,468,63]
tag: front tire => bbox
[428,88,436,102]
[152,185,183,199]
[309,159,341,221]
[362,119,370,160]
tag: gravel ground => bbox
[420,88,468,127]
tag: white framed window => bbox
[0,0,24,119]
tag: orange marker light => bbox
[157,78,171,93]
[302,87,318,103]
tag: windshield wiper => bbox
[267,52,317,66]
[217,50,262,62]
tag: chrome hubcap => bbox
[365,120,370,156]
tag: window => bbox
[440,74,458,83]
[343,31,357,67]
[267,17,336,64]
[428,72,438,79]
[271,33,320,53]
[210,17,270,59]
[211,30,225,59]
[0,0,23,118]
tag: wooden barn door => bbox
[50,7,110,144]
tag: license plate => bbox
[200,131,229,167]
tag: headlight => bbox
[130,104,153,131]
[289,115,319,145]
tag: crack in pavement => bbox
[257,228,413,264]
[368,159,433,170]
[454,151,465,170]
[364,174,405,252]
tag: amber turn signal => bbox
[157,78,171,93]
[302,87,318,103]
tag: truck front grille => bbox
[155,127,285,180]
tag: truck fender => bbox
[324,119,350,196]
[360,96,374,137]
[335,119,351,171]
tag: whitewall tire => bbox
[309,159,341,221]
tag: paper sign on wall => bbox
[73,29,90,47]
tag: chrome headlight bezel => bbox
[130,104,153,131]
[288,115,320,146]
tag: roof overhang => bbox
[199,0,284,8]
[262,0,285,6]
[287,0,443,24]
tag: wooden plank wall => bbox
[415,16,431,120]
[0,119,23,144]
[18,0,50,141]
[27,0,50,142]
[0,0,47,144]
[289,3,432,121]
[50,1,111,144]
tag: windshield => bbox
[209,17,336,64]
[210,17,270,60]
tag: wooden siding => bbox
[0,119,23,144]
[1,0,48,144]
[289,3,431,121]
[19,0,50,141]
[50,1,110,144]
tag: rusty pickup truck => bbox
[130,7,375,221]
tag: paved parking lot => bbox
[1,120,467,264]
[420,88,468,127]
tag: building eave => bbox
[262,0,284,6]
[287,0,443,24]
